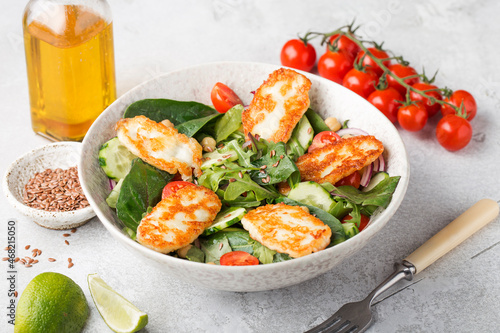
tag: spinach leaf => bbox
[330,176,401,209]
[199,233,232,264]
[305,108,330,133]
[329,199,353,220]
[123,99,217,125]
[186,246,205,263]
[225,172,278,201]
[273,253,292,263]
[276,197,346,246]
[214,105,244,142]
[252,241,276,264]
[175,113,221,137]
[219,190,262,208]
[116,159,174,231]
[250,141,300,185]
[223,139,255,168]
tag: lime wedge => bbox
[88,273,148,333]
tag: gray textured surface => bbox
[1,0,499,332]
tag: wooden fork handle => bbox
[404,199,499,274]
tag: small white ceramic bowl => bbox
[3,142,95,230]
[80,62,410,292]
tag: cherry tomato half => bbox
[441,90,477,121]
[280,39,317,72]
[367,87,403,124]
[308,131,341,152]
[162,181,196,199]
[436,114,473,151]
[410,82,442,118]
[220,251,260,266]
[343,68,378,99]
[397,102,428,132]
[356,48,391,76]
[385,64,419,96]
[335,171,361,189]
[342,214,370,232]
[327,34,360,58]
[317,50,354,84]
[210,82,243,113]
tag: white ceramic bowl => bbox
[79,62,410,292]
[3,142,95,230]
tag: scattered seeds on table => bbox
[68,262,74,268]
[48,258,56,262]
[65,240,70,245]
[25,245,30,250]
[71,228,77,233]
[63,233,71,237]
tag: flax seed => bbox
[65,240,70,245]
[220,165,227,169]
[260,165,267,170]
[238,171,243,178]
[14,257,19,262]
[33,260,38,264]
[4,246,10,251]
[14,291,17,298]
[280,155,284,159]
[25,245,30,250]
[307,127,312,134]
[2,257,8,261]
[48,258,56,262]
[20,259,26,265]
[63,233,71,237]
[68,262,74,268]
[270,150,276,157]
[229,178,236,183]
[272,161,280,167]
[266,175,271,183]
[25,264,32,268]
[218,243,223,250]
[37,250,42,256]
[71,228,77,233]
[68,258,72,263]
[32,252,37,258]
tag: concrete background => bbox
[1,0,499,332]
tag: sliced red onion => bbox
[336,128,370,137]
[373,158,380,172]
[242,140,252,148]
[109,179,116,190]
[360,163,374,187]
[375,155,386,172]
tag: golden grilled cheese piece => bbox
[115,115,203,180]
[242,68,311,143]
[137,185,221,254]
[241,203,331,258]
[296,135,384,185]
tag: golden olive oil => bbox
[23,5,116,141]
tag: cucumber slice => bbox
[202,207,246,236]
[287,115,314,156]
[201,149,238,170]
[98,137,136,180]
[362,171,389,192]
[106,179,124,209]
[288,181,336,213]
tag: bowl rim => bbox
[3,141,95,219]
[80,60,410,273]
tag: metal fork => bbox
[306,199,499,333]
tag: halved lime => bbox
[88,273,148,333]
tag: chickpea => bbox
[160,119,174,128]
[324,117,342,132]
[201,137,216,152]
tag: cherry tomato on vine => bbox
[220,251,260,266]
[211,82,243,113]
[367,87,403,123]
[441,90,477,121]
[386,63,419,96]
[342,214,370,232]
[317,50,354,84]
[356,48,391,76]
[308,131,341,152]
[343,68,378,99]
[436,114,473,151]
[162,181,196,199]
[280,39,317,72]
[335,171,361,189]
[409,82,442,118]
[327,34,360,58]
[397,102,428,132]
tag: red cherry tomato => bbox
[397,102,428,132]
[317,50,354,84]
[342,68,378,99]
[308,131,341,152]
[356,48,391,76]
[441,90,477,121]
[210,82,243,113]
[162,181,196,199]
[342,214,370,232]
[410,82,442,118]
[280,39,317,72]
[367,87,403,124]
[436,114,473,151]
[335,171,361,189]
[327,34,360,58]
[385,64,419,96]
[220,251,260,266]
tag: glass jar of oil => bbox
[23,0,116,141]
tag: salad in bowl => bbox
[97,67,399,266]
[79,62,409,291]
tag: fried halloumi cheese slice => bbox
[296,135,384,185]
[241,203,331,258]
[137,185,221,254]
[242,68,311,143]
[116,115,203,180]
